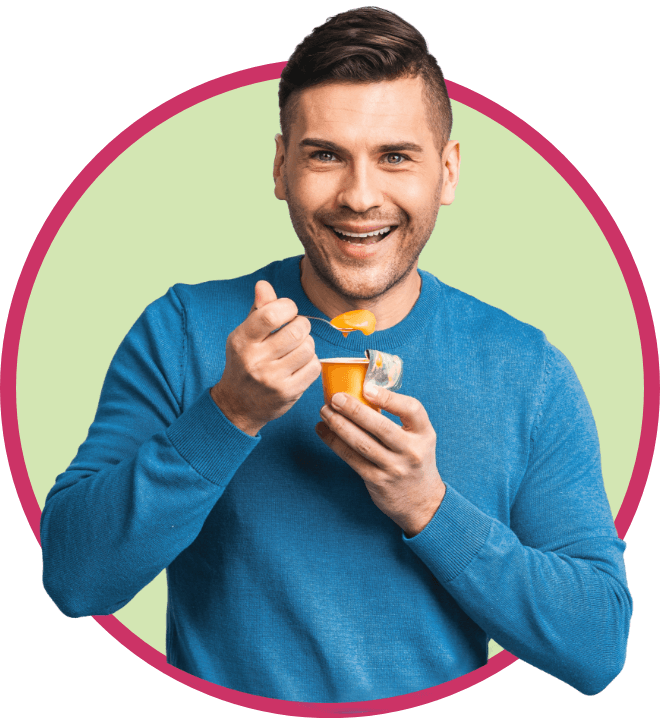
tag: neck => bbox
[299,256,422,331]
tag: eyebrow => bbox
[299,138,424,154]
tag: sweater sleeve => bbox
[41,287,260,618]
[404,340,632,695]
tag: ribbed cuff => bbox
[167,389,261,488]
[403,483,493,584]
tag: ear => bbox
[273,133,287,201]
[440,141,460,206]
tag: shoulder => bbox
[422,272,548,358]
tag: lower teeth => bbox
[334,229,391,244]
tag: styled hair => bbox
[279,7,452,151]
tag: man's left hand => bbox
[316,387,446,537]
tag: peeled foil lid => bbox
[364,349,403,392]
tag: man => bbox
[41,7,631,702]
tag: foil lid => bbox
[364,349,403,392]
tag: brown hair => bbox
[279,7,452,151]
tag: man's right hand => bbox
[210,280,321,436]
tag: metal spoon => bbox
[300,315,358,333]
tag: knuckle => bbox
[298,316,312,334]
[299,317,313,339]
[262,307,279,328]
[271,297,298,324]
[376,415,391,436]
[289,317,311,344]
[287,321,304,342]
[415,399,430,423]
[356,440,371,457]
[408,448,424,468]
[284,298,298,313]
[274,385,290,403]
[243,360,256,377]
[331,412,346,433]
[324,410,339,429]
[348,401,362,419]
[301,341,315,362]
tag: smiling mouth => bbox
[330,226,395,245]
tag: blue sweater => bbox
[41,256,631,701]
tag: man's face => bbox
[274,76,458,301]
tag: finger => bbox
[362,385,430,433]
[320,404,391,469]
[243,297,299,342]
[315,422,382,480]
[250,282,309,344]
[288,353,322,389]
[248,280,277,315]
[254,280,278,310]
[264,316,312,360]
[273,334,316,374]
[328,392,407,452]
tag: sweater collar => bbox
[272,255,442,354]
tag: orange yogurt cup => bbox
[320,358,379,411]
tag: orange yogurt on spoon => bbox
[330,310,376,338]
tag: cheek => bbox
[290,171,339,213]
[392,176,441,222]
[384,181,424,220]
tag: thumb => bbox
[253,280,278,311]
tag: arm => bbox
[317,342,632,694]
[405,342,631,693]
[40,287,261,617]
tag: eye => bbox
[384,153,407,165]
[312,151,337,162]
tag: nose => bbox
[336,160,384,213]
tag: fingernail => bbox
[316,423,328,437]
[331,393,346,407]
[363,384,377,399]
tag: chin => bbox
[297,224,424,302]
[317,260,411,302]
[327,280,385,301]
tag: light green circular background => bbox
[17,79,642,659]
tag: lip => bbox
[329,223,394,234]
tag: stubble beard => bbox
[284,182,443,303]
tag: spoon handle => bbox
[300,315,356,332]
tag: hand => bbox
[211,280,322,436]
[316,386,446,537]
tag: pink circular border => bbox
[1,62,658,716]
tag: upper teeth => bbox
[333,226,391,238]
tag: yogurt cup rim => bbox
[319,357,369,364]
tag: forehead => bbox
[291,76,435,148]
